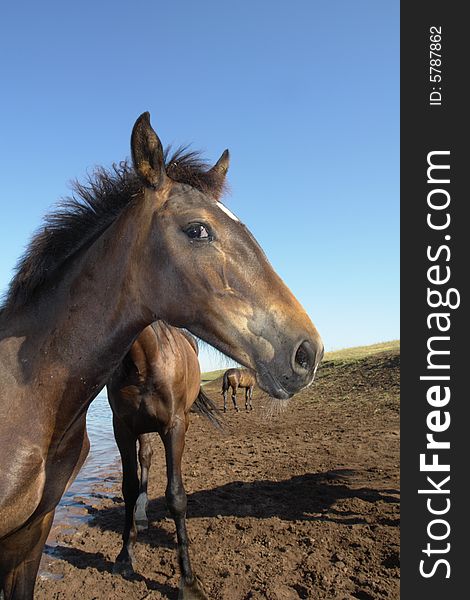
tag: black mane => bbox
[2,148,227,314]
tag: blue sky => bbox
[0,1,399,372]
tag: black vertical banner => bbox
[401,3,467,599]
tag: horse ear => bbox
[209,149,230,177]
[131,112,167,189]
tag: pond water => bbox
[51,390,121,533]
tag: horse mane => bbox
[1,148,227,315]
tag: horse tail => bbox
[221,371,229,394]
[193,388,224,430]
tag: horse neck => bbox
[3,195,160,423]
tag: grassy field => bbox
[200,368,227,383]
[201,340,400,382]
[322,340,400,365]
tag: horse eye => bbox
[184,223,212,241]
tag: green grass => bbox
[323,340,400,364]
[200,340,400,382]
[200,368,226,383]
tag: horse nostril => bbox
[291,338,324,379]
[293,340,317,375]
[295,343,310,371]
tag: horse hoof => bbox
[113,560,135,579]
[178,575,209,599]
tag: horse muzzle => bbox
[256,334,324,399]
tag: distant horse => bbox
[0,112,323,599]
[222,368,256,412]
[107,321,219,593]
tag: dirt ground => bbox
[36,347,400,600]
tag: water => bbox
[41,392,121,576]
[51,390,121,533]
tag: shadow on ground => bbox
[90,469,399,534]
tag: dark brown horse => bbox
[107,320,219,595]
[221,368,256,412]
[0,112,323,599]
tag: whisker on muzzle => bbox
[261,395,292,420]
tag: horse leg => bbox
[249,386,254,411]
[231,385,239,412]
[222,388,228,413]
[112,415,139,577]
[135,433,153,531]
[0,509,55,600]
[161,418,208,600]
[245,387,249,411]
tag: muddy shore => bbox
[36,348,400,600]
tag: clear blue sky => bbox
[0,1,399,372]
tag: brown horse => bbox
[107,320,219,594]
[0,112,323,599]
[221,368,256,412]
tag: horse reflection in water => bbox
[107,321,220,598]
[221,368,257,412]
[0,112,323,599]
